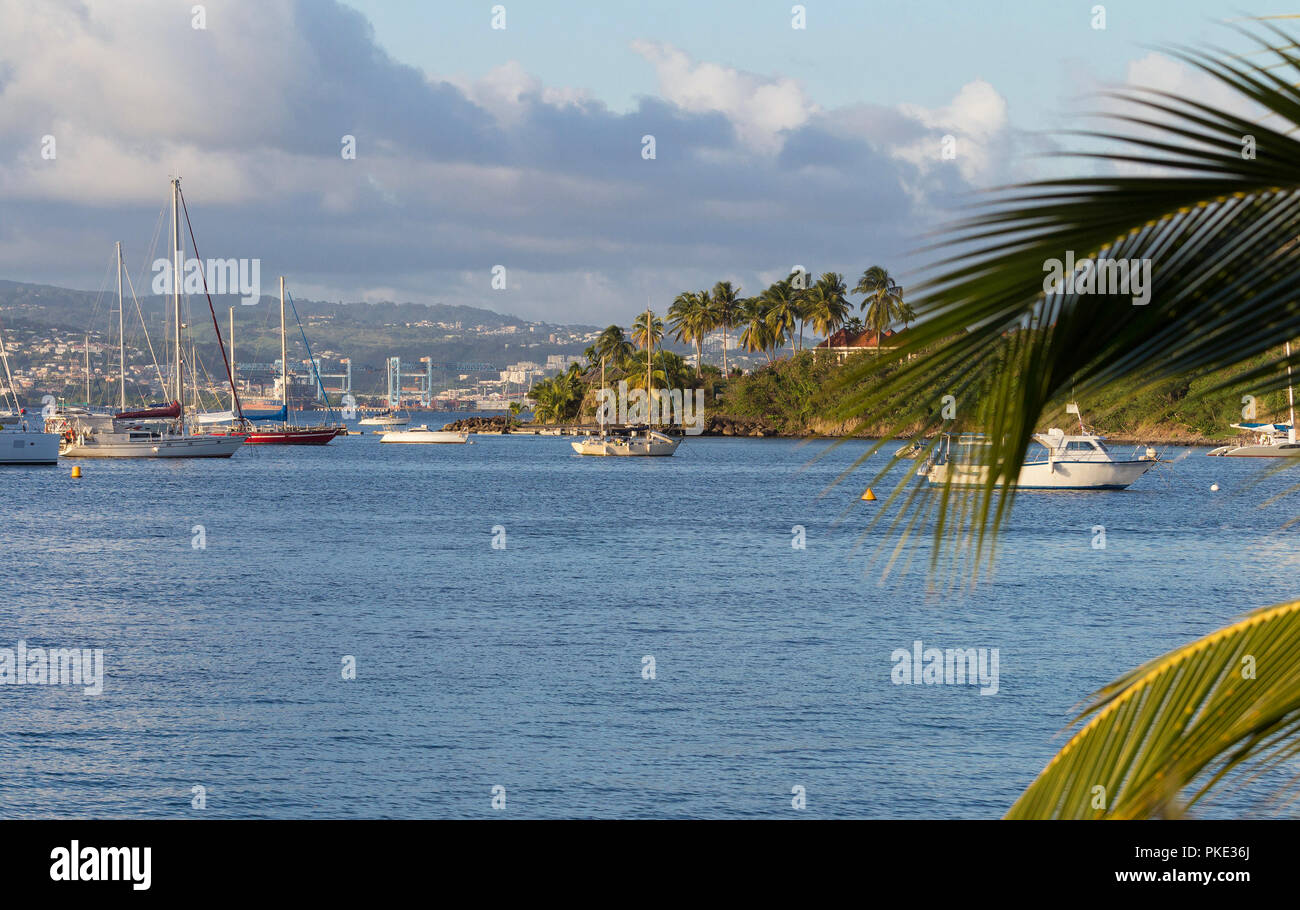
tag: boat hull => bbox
[570,433,680,457]
[928,458,1154,490]
[1207,441,1300,456]
[380,430,468,444]
[60,434,245,458]
[241,427,338,445]
[0,431,60,465]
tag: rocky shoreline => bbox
[444,413,1233,446]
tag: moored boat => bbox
[0,317,59,464]
[380,425,468,444]
[570,428,679,456]
[922,406,1158,490]
[49,211,245,459]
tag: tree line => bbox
[527,264,911,422]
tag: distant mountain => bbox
[0,279,603,398]
[0,278,576,331]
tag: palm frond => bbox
[1007,599,1300,819]
[828,25,1300,578]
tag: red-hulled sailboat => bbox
[206,276,342,445]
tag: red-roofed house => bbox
[815,328,904,361]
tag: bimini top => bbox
[1230,422,1291,435]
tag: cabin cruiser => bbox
[379,425,468,444]
[360,412,409,427]
[922,411,1158,490]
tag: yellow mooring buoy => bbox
[70,466,82,479]
[861,487,876,501]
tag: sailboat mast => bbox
[280,276,288,415]
[646,308,653,428]
[229,306,236,410]
[171,177,183,416]
[1288,340,1295,444]
[84,333,90,404]
[116,242,125,410]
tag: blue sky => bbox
[0,1,1289,325]
[343,1,1277,127]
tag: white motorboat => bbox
[0,427,60,465]
[380,425,468,444]
[0,319,59,464]
[922,406,1158,490]
[360,412,409,427]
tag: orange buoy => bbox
[70,466,82,478]
[861,487,876,501]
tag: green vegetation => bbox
[711,339,1283,441]
[526,321,696,423]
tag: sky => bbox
[0,0,1288,324]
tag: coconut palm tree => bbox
[668,290,712,380]
[829,23,1300,818]
[710,281,741,377]
[734,296,771,363]
[854,265,905,350]
[760,278,801,356]
[805,272,852,347]
[595,325,634,370]
[897,300,918,330]
[631,309,664,352]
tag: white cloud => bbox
[631,40,816,152]
[0,2,1017,324]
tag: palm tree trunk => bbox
[722,324,728,376]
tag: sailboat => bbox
[1208,341,1300,456]
[203,277,340,444]
[47,180,244,458]
[571,311,680,457]
[0,317,59,465]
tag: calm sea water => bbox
[2,416,1297,818]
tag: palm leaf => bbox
[1007,598,1300,819]
[826,25,1300,578]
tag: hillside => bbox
[0,279,600,398]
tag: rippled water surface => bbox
[1,418,1296,818]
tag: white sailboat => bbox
[922,405,1158,490]
[0,315,59,465]
[571,315,681,457]
[1208,341,1300,456]
[48,181,244,458]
